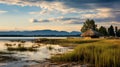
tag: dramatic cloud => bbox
[0,0,79,14]
[80,8,114,19]
[0,0,120,27]
[1,0,119,13]
[30,17,84,24]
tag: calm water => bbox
[0,37,67,40]
[0,37,71,67]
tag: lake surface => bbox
[0,37,71,67]
[0,37,67,40]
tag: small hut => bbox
[81,29,101,38]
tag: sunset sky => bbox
[0,0,120,32]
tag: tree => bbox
[117,29,120,37]
[115,26,119,37]
[108,25,115,36]
[98,26,108,36]
[81,19,97,32]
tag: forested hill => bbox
[0,30,81,37]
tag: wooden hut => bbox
[81,29,101,38]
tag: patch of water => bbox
[0,40,72,67]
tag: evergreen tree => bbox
[81,19,97,32]
[108,25,115,36]
[115,26,120,37]
[98,26,108,36]
[117,29,120,37]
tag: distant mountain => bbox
[0,30,81,37]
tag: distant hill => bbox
[0,30,81,37]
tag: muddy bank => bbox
[24,62,88,67]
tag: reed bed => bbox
[51,39,120,67]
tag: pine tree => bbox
[115,26,118,37]
[108,25,115,36]
[98,26,108,36]
[117,29,120,37]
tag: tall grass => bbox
[34,38,99,47]
[7,47,37,51]
[51,39,120,67]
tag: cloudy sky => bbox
[0,0,120,32]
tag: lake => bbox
[0,37,71,67]
[0,37,67,40]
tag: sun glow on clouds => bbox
[29,17,83,24]
[0,0,78,14]
[81,8,113,19]
[0,25,82,32]
[0,0,120,31]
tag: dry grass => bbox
[51,39,120,67]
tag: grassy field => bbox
[51,38,120,67]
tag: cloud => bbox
[0,0,120,16]
[26,25,82,32]
[1,0,119,14]
[29,9,50,15]
[80,8,114,19]
[29,18,41,23]
[29,7,117,25]
[97,21,120,29]
[0,0,79,14]
[0,25,82,32]
[30,17,84,24]
[110,22,120,25]
[0,10,7,14]
[0,0,120,26]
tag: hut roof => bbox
[81,29,101,37]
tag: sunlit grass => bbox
[34,38,100,47]
[7,47,38,52]
[5,43,38,52]
[51,39,120,67]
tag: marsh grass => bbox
[34,38,100,47]
[7,47,37,51]
[0,51,14,54]
[5,43,38,52]
[47,46,54,50]
[0,51,18,62]
[51,39,120,67]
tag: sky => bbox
[0,0,120,32]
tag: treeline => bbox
[99,25,120,37]
[81,19,120,37]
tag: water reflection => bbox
[0,40,70,67]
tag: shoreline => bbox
[24,61,88,67]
